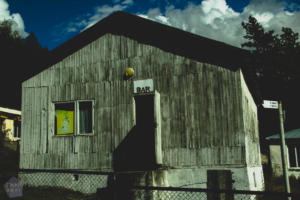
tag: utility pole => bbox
[262,100,291,199]
[278,101,291,200]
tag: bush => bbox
[290,175,300,194]
[0,130,5,150]
[264,173,300,194]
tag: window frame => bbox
[76,100,95,135]
[287,144,300,169]
[53,100,94,137]
[13,120,21,138]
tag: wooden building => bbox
[19,11,263,194]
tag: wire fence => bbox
[16,169,300,200]
[18,169,109,194]
[99,186,300,200]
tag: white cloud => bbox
[63,0,134,33]
[0,0,28,38]
[139,0,300,48]
[66,27,77,33]
[138,8,171,25]
[83,4,127,30]
[122,0,134,5]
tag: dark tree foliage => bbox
[241,16,300,145]
[0,20,49,109]
[242,16,300,81]
[242,16,278,54]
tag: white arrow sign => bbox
[262,100,278,109]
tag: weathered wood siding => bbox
[20,33,259,170]
[240,72,261,166]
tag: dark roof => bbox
[266,128,300,140]
[50,11,250,71]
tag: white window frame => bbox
[287,145,300,169]
[53,100,94,136]
[76,100,94,135]
[13,120,21,138]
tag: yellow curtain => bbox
[56,110,74,134]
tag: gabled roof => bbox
[49,11,250,71]
[266,128,300,140]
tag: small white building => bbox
[0,107,21,142]
[266,128,300,179]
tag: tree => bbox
[241,16,278,54]
[280,27,299,50]
[241,16,300,76]
[241,16,300,91]
[0,20,49,109]
[0,20,22,42]
[241,15,300,136]
[0,20,23,57]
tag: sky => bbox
[1,0,300,50]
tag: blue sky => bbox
[1,0,300,50]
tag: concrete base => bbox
[115,166,264,190]
[160,166,264,191]
[113,166,264,200]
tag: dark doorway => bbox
[135,95,154,128]
[134,95,156,169]
[113,94,156,171]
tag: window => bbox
[78,101,93,134]
[54,101,93,135]
[13,120,21,138]
[288,145,300,168]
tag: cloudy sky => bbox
[2,0,300,50]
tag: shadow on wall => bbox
[112,125,157,172]
[102,125,159,199]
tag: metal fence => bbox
[18,169,109,194]
[16,169,300,200]
[100,186,300,200]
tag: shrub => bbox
[0,130,5,150]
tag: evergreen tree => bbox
[0,20,49,109]
[241,15,300,134]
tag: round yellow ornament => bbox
[125,68,134,77]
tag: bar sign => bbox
[133,79,154,94]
